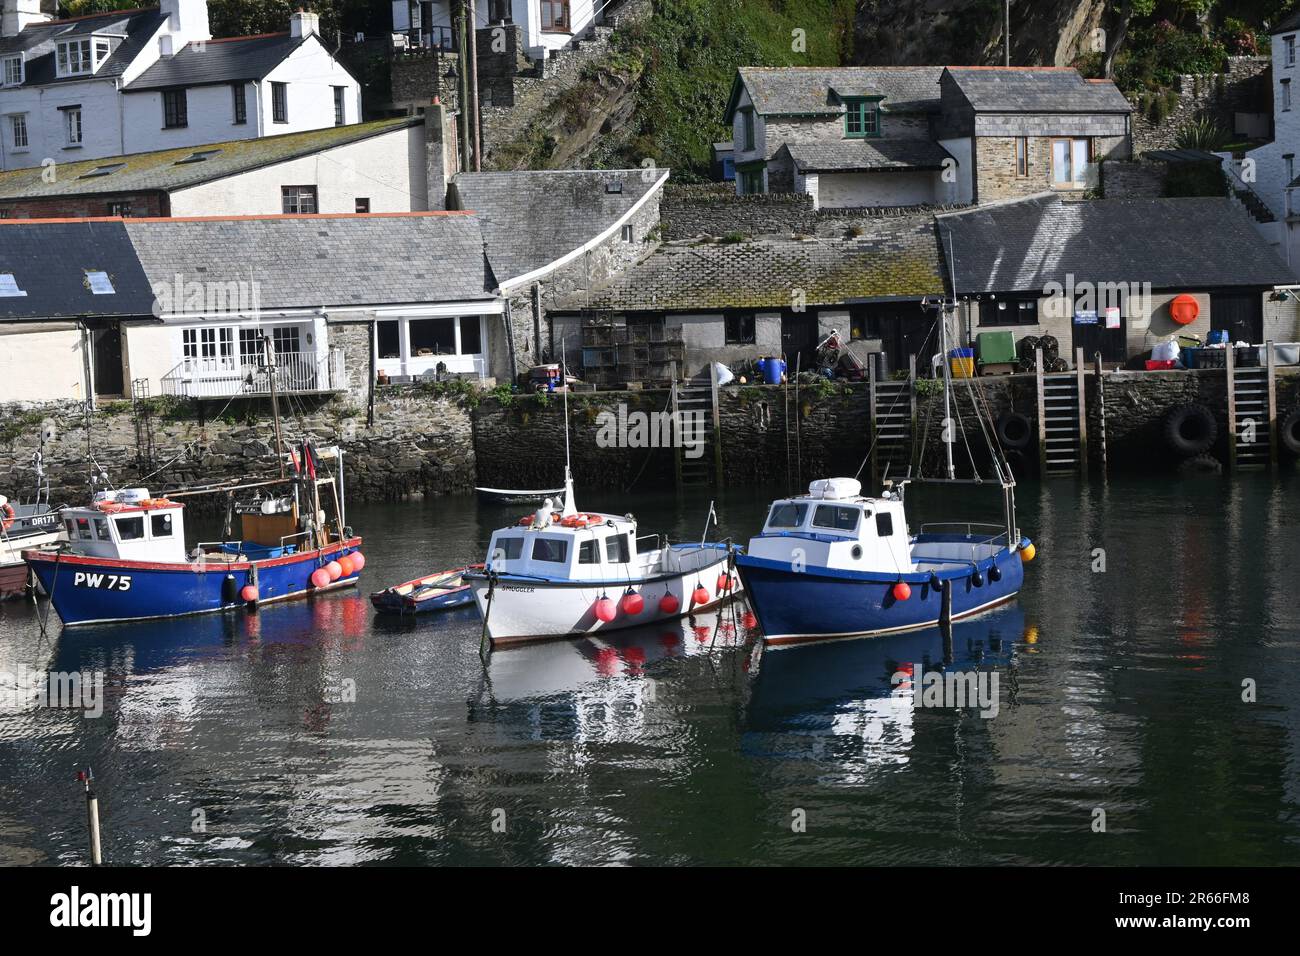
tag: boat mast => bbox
[560,348,576,517]
[264,333,286,480]
[940,299,956,481]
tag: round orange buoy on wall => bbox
[1169,294,1199,326]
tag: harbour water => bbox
[1,475,1298,866]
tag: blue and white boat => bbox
[25,446,364,627]
[736,296,1035,647]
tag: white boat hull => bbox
[470,546,742,646]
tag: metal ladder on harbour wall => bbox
[869,354,916,485]
[1036,348,1088,477]
[1226,344,1278,471]
[672,363,723,489]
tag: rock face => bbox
[851,0,1107,68]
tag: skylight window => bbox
[0,273,27,298]
[85,271,115,295]
[174,149,223,165]
[80,163,126,179]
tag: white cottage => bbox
[0,0,361,172]
[391,0,597,60]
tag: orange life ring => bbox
[0,502,14,532]
[561,513,604,528]
[96,501,124,513]
[519,515,535,526]
[1169,294,1199,326]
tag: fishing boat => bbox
[370,563,483,615]
[0,493,65,600]
[735,297,1035,647]
[467,472,742,646]
[24,443,365,627]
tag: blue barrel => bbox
[760,357,786,385]
[1206,329,1229,346]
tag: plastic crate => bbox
[1198,348,1227,369]
[1145,359,1177,371]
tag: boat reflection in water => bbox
[50,590,371,677]
[472,602,759,740]
[745,603,1029,773]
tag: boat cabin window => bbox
[65,518,76,537]
[605,533,631,564]
[579,540,600,564]
[492,536,523,561]
[766,503,808,529]
[812,504,860,531]
[532,537,569,563]
[93,517,109,539]
[115,515,145,541]
[75,517,93,540]
[876,512,894,537]
[151,513,174,538]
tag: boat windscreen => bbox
[766,503,808,529]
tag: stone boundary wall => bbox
[1128,57,1271,155]
[1101,159,1167,199]
[4,369,1297,509]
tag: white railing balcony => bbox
[161,348,349,399]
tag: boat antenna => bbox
[940,223,961,481]
[559,347,576,517]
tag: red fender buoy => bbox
[691,585,710,606]
[658,593,680,615]
[620,589,645,616]
[594,596,617,622]
[892,581,911,601]
[311,568,331,588]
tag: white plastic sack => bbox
[713,362,735,386]
[1151,339,1181,362]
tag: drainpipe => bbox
[467,0,482,171]
[503,298,518,382]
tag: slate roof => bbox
[0,8,167,87]
[124,214,498,312]
[781,138,952,173]
[125,32,310,90]
[562,217,944,311]
[938,196,1294,293]
[944,67,1131,113]
[449,169,668,286]
[727,67,945,120]
[0,118,418,200]
[0,220,157,321]
[1272,9,1300,33]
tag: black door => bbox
[92,324,124,397]
[1070,310,1126,365]
[851,303,939,377]
[1210,292,1263,343]
[780,311,818,371]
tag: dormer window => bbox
[2,55,23,87]
[56,37,113,77]
[844,97,881,138]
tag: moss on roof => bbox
[0,117,417,200]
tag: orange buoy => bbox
[716,572,732,592]
[620,590,644,615]
[658,593,680,615]
[892,581,911,601]
[691,585,709,606]
[311,568,331,588]
[594,596,617,622]
[337,555,354,576]
[1169,294,1199,326]
[240,584,259,603]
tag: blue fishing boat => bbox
[25,444,364,627]
[736,297,1035,647]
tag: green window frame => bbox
[844,97,881,138]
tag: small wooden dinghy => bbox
[370,564,484,615]
[476,486,565,505]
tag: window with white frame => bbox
[2,55,22,87]
[9,114,28,150]
[373,315,487,375]
[1287,35,1296,67]
[182,327,235,368]
[1284,78,1293,111]
[63,107,82,146]
[56,38,110,77]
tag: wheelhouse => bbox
[61,489,187,563]
[486,515,642,582]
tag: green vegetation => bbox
[1163,160,1228,196]
[1174,116,1232,151]
[0,410,46,448]
[613,0,856,180]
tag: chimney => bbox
[159,35,174,58]
[2,0,52,38]
[159,0,212,45]
[290,8,319,39]
[424,101,459,210]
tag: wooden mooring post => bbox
[1074,347,1088,476]
[1226,344,1238,472]
[1034,347,1047,475]
[1093,352,1108,480]
[1267,341,1279,469]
